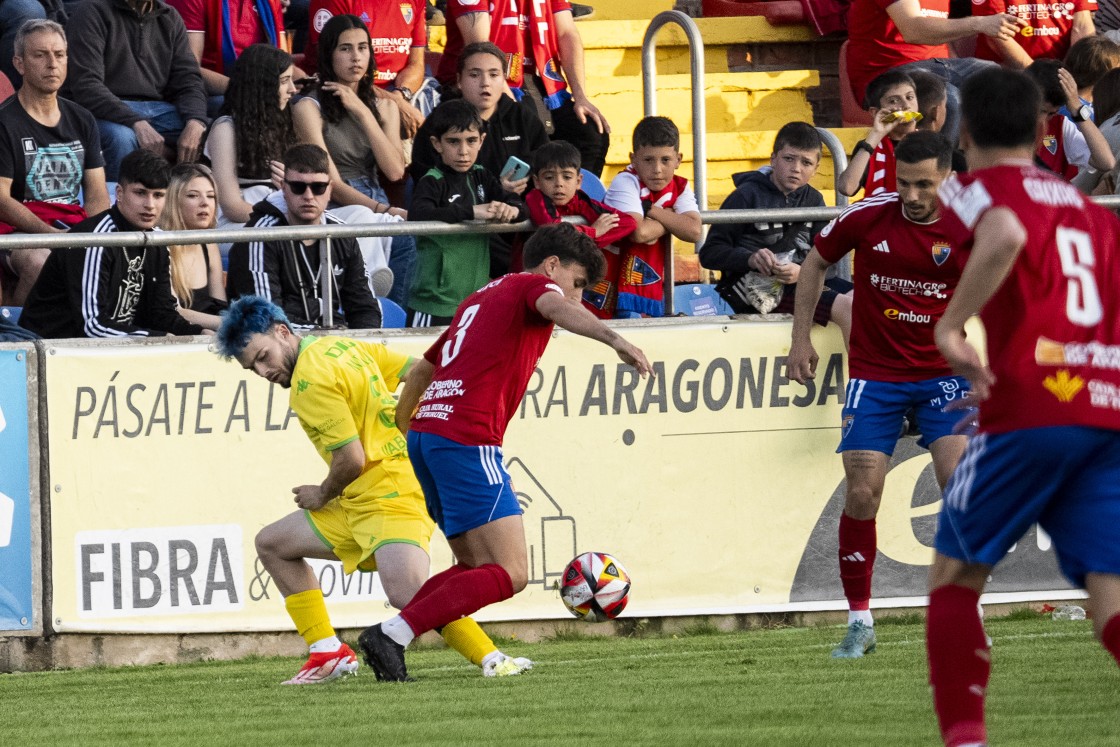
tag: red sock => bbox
[399,563,513,636]
[838,513,876,611]
[407,563,470,607]
[927,585,990,747]
[1102,614,1120,665]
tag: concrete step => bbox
[577,16,815,49]
[585,45,735,78]
[581,15,815,77]
[574,0,677,20]
[430,16,815,76]
[593,70,819,135]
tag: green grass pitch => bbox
[1,613,1116,745]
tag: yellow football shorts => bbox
[305,456,435,574]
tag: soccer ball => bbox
[560,552,631,622]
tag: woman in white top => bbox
[206,44,297,229]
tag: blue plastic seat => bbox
[672,284,734,316]
[378,296,406,328]
[0,305,21,324]
[580,169,606,202]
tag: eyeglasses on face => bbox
[285,179,330,196]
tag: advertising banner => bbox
[43,320,1073,634]
[0,347,34,631]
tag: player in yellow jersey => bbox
[215,296,531,684]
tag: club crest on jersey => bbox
[399,3,413,23]
[841,414,855,438]
[1043,135,1058,155]
[582,280,612,310]
[623,255,662,287]
[931,242,951,266]
[542,58,565,83]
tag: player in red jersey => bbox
[356,223,652,681]
[789,131,971,659]
[845,0,1023,143]
[972,0,1095,68]
[926,68,1120,747]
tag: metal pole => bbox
[642,11,707,212]
[320,236,334,328]
[642,10,707,316]
[815,127,851,280]
[815,127,850,208]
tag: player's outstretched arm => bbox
[787,249,832,384]
[536,292,653,376]
[934,207,1026,401]
[396,357,436,436]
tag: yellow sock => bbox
[285,589,336,646]
[440,617,498,667]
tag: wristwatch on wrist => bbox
[1073,104,1092,123]
[397,86,414,103]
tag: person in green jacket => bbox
[406,99,527,327]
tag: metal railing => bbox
[4,194,1119,320]
[642,11,708,213]
[815,128,850,208]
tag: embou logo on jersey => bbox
[1043,135,1059,155]
[1043,369,1084,403]
[883,308,931,323]
[931,242,951,266]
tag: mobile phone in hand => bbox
[501,156,531,182]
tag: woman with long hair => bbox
[206,43,297,227]
[293,14,416,305]
[293,14,406,215]
[161,163,226,331]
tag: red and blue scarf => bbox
[491,0,569,110]
[216,0,282,74]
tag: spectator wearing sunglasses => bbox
[226,144,383,329]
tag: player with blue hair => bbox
[215,295,531,683]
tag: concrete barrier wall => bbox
[0,343,42,637]
[0,319,1080,667]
